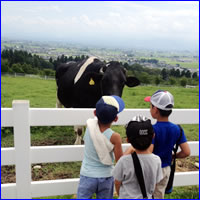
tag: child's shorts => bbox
[77,175,114,199]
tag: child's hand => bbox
[123,146,135,155]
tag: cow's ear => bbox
[126,77,140,87]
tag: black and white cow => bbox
[56,57,140,144]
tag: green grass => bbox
[34,185,199,199]
[144,56,199,69]
[122,85,199,109]
[164,186,199,199]
[1,76,199,199]
[112,124,199,142]
[1,76,199,147]
[1,76,57,108]
[1,76,199,108]
[168,61,199,69]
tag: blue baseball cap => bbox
[96,95,125,124]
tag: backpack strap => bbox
[131,152,148,199]
[171,125,183,167]
[165,125,183,193]
[173,125,183,157]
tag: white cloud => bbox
[37,5,62,13]
[1,1,198,50]
[109,12,121,18]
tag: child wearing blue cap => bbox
[77,95,125,199]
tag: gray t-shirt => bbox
[112,153,163,199]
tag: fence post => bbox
[13,100,31,199]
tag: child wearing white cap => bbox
[77,95,125,199]
[144,90,191,198]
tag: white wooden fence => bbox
[1,100,199,199]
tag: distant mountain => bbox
[2,33,198,52]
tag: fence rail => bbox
[1,72,55,80]
[1,100,199,199]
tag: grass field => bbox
[1,76,199,109]
[139,56,199,69]
[1,76,199,199]
[1,76,199,144]
[157,57,199,69]
[34,185,200,199]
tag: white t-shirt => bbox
[112,153,163,199]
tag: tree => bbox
[11,63,24,73]
[1,59,9,72]
[81,55,86,60]
[180,78,187,87]
[161,68,168,80]
[131,63,143,72]
[155,76,161,85]
[181,70,186,77]
[21,63,34,74]
[75,56,81,62]
[192,72,198,79]
[123,62,129,70]
[43,69,55,76]
[175,69,181,77]
[185,70,191,78]
[64,56,68,63]
[139,72,151,84]
[49,57,53,63]
[169,68,176,77]
[60,54,65,63]
[68,56,73,61]
[169,77,176,86]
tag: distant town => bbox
[1,38,199,75]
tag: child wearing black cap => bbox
[77,95,125,199]
[112,115,163,199]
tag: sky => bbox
[1,1,199,51]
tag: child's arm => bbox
[123,146,135,155]
[176,142,191,158]
[110,133,123,162]
[114,180,121,196]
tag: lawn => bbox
[1,76,199,199]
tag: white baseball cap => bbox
[144,90,174,111]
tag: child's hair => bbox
[126,116,154,150]
[151,104,172,117]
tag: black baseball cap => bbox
[126,115,154,150]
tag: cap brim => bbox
[144,96,151,102]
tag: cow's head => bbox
[73,59,140,107]
[101,61,140,97]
